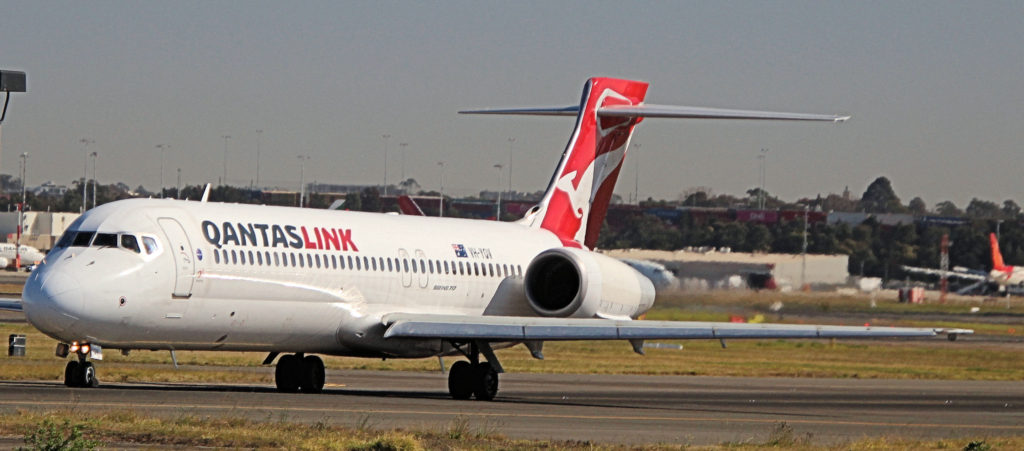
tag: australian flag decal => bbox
[452,244,468,258]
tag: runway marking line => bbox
[0,399,1020,431]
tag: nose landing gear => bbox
[59,342,100,388]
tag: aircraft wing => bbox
[901,265,988,282]
[381,313,972,341]
[0,298,22,312]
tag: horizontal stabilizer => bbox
[460,104,849,122]
[0,298,22,312]
[598,104,849,122]
[459,106,580,116]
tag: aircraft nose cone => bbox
[22,270,83,332]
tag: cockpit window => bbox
[92,233,118,248]
[120,234,141,253]
[71,231,96,247]
[56,230,75,248]
[142,236,159,255]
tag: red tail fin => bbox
[532,78,648,249]
[990,232,1007,270]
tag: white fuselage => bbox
[990,267,1024,287]
[23,198,562,358]
[0,243,46,267]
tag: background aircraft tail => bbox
[991,232,1007,270]
[461,77,848,250]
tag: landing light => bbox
[69,342,80,353]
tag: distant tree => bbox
[398,178,420,193]
[345,191,363,211]
[934,200,963,217]
[908,197,928,215]
[359,187,381,212]
[1002,200,1022,219]
[965,198,1001,219]
[820,192,859,212]
[860,176,904,213]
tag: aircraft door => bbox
[397,249,412,288]
[158,217,195,298]
[414,249,429,289]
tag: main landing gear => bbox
[59,342,99,388]
[273,353,325,393]
[446,341,502,401]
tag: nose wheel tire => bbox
[275,354,326,394]
[447,360,499,400]
[64,361,99,388]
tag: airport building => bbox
[0,211,79,251]
[602,248,850,291]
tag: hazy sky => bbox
[1,1,1021,208]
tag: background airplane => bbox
[902,232,1024,294]
[18,77,969,400]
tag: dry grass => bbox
[0,410,1019,450]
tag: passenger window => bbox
[240,252,247,265]
[231,250,237,264]
[72,231,96,247]
[257,252,264,266]
[428,260,434,274]
[403,259,409,272]
[387,258,393,272]
[120,234,141,253]
[221,249,228,263]
[214,250,220,264]
[371,258,377,271]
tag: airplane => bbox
[902,232,1024,294]
[987,232,1024,287]
[0,242,46,269]
[16,77,970,399]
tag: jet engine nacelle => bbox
[0,257,9,269]
[524,247,655,319]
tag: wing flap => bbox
[381,313,969,341]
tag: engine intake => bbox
[524,247,655,319]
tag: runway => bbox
[1,371,1021,445]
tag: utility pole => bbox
[176,168,182,199]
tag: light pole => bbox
[297,155,309,207]
[79,138,94,212]
[494,164,503,221]
[176,168,182,199]
[155,144,166,198]
[221,135,231,185]
[90,151,97,209]
[255,129,263,188]
[437,161,445,217]
[15,152,26,269]
[382,134,391,196]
